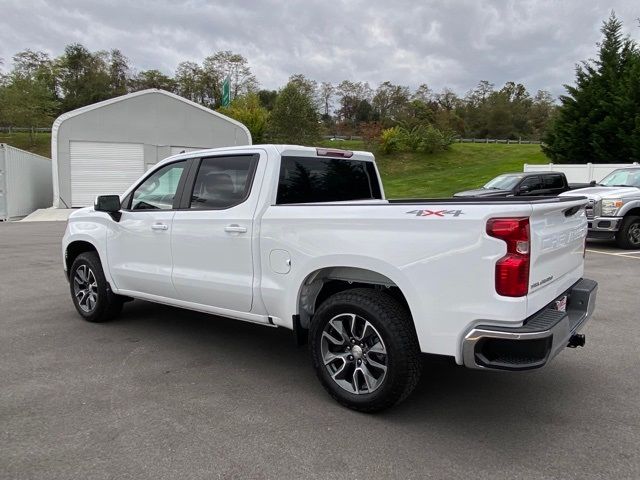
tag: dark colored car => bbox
[454,171,593,198]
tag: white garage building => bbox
[52,89,251,208]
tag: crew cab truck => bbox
[560,167,640,249]
[454,171,592,198]
[63,145,598,412]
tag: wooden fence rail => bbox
[0,127,52,133]
[457,138,542,144]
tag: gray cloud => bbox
[1,0,638,97]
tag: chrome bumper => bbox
[588,216,622,233]
[462,278,598,371]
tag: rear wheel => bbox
[70,252,123,322]
[615,215,640,249]
[310,288,422,412]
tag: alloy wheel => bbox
[321,313,388,395]
[73,265,98,313]
[628,223,640,246]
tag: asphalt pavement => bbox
[1,221,638,480]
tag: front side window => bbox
[190,155,258,209]
[131,161,186,210]
[277,156,382,204]
[520,176,542,191]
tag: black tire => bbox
[615,215,640,250]
[309,288,422,412]
[69,252,123,323]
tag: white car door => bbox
[171,153,262,312]
[107,159,189,299]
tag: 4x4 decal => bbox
[406,209,464,217]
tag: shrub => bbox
[380,126,406,154]
[380,124,453,154]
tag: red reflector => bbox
[487,217,530,297]
[316,148,353,158]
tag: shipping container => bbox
[0,144,53,221]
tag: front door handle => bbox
[151,223,168,231]
[224,224,247,233]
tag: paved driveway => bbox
[1,222,638,479]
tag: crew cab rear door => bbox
[170,152,264,313]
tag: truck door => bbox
[543,174,566,194]
[170,153,262,312]
[107,159,188,298]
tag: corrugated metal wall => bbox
[0,144,53,221]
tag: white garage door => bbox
[70,141,145,207]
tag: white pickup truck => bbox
[63,145,598,411]
[559,166,640,249]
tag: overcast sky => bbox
[1,0,638,97]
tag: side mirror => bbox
[518,185,531,195]
[590,180,597,187]
[95,195,122,221]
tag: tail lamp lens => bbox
[486,217,530,297]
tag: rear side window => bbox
[277,156,382,204]
[543,175,564,189]
[189,155,258,209]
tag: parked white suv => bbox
[63,145,598,411]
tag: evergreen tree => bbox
[543,13,640,163]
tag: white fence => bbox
[523,162,640,183]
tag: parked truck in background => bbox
[62,145,598,411]
[454,171,592,198]
[560,166,640,249]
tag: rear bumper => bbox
[462,278,598,371]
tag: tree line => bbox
[1,12,637,162]
[0,43,555,143]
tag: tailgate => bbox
[527,198,588,315]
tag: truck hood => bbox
[560,186,639,201]
[453,188,511,197]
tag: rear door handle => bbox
[224,224,247,233]
[151,223,168,231]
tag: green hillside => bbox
[0,132,51,158]
[319,141,548,198]
[1,133,548,198]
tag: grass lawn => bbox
[1,134,549,198]
[0,131,51,158]
[319,140,549,198]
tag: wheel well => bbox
[298,267,411,329]
[623,208,640,218]
[65,241,97,277]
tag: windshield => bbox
[599,169,640,187]
[484,174,522,190]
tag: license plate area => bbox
[554,295,568,312]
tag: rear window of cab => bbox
[276,156,382,204]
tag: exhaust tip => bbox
[567,334,586,348]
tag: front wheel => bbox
[615,215,640,249]
[69,252,123,322]
[309,288,422,412]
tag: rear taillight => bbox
[486,217,530,297]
